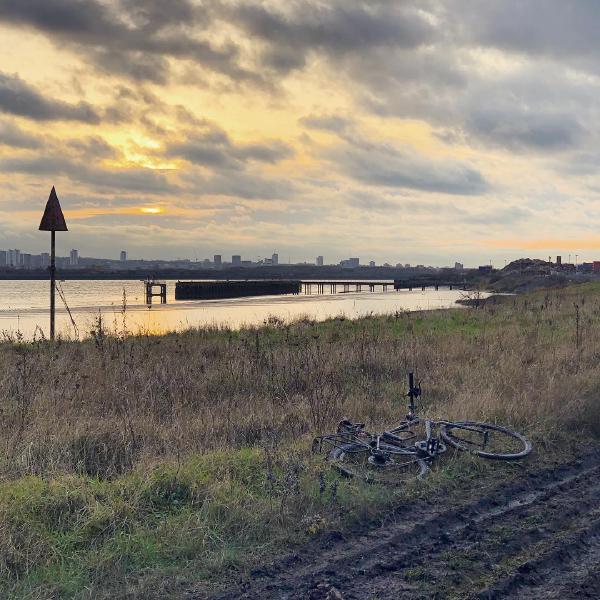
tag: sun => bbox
[140,207,163,214]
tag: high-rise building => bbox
[272,253,279,265]
[0,250,6,267]
[369,261,375,267]
[454,262,463,270]
[120,251,127,261]
[316,256,324,266]
[213,254,222,267]
[232,255,242,266]
[41,253,50,268]
[21,253,32,269]
[70,249,79,266]
[340,257,360,269]
[8,249,20,268]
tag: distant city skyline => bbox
[1,243,594,272]
[0,3,599,264]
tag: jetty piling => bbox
[145,279,167,304]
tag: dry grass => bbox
[0,283,599,597]
[1,284,598,479]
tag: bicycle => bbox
[312,373,532,484]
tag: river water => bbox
[0,280,472,340]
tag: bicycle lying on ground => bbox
[312,373,532,483]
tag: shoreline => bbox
[0,286,477,341]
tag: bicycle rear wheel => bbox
[440,421,532,460]
[328,442,429,484]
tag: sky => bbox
[0,0,599,267]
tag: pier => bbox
[173,279,470,300]
[301,280,469,294]
[302,281,392,294]
[175,280,301,300]
[393,280,468,292]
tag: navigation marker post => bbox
[39,186,68,340]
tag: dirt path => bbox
[208,449,600,600]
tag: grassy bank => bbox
[1,284,600,597]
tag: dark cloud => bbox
[226,1,435,73]
[0,155,177,194]
[466,106,584,152]
[165,126,293,168]
[66,136,118,159]
[234,141,293,163]
[329,135,489,196]
[0,119,40,148]
[0,72,100,122]
[357,55,596,154]
[0,0,260,84]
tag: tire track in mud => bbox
[479,516,600,599]
[207,450,600,600]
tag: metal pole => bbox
[50,230,56,340]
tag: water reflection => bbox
[0,279,475,340]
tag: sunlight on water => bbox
[0,280,478,340]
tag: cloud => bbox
[225,1,435,73]
[451,0,600,64]
[0,71,100,122]
[0,155,177,194]
[165,126,293,168]
[345,192,402,212]
[300,115,354,134]
[0,119,40,148]
[462,206,532,226]
[66,136,118,159]
[0,0,260,84]
[466,105,584,152]
[183,170,295,200]
[327,134,489,196]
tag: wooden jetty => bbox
[175,280,301,300]
[172,279,469,301]
[302,281,392,294]
[393,280,468,292]
[301,280,469,294]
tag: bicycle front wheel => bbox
[328,442,429,484]
[440,421,532,460]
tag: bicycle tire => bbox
[440,421,532,460]
[328,442,429,484]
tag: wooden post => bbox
[50,230,56,339]
[39,187,67,341]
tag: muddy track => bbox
[208,450,600,600]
